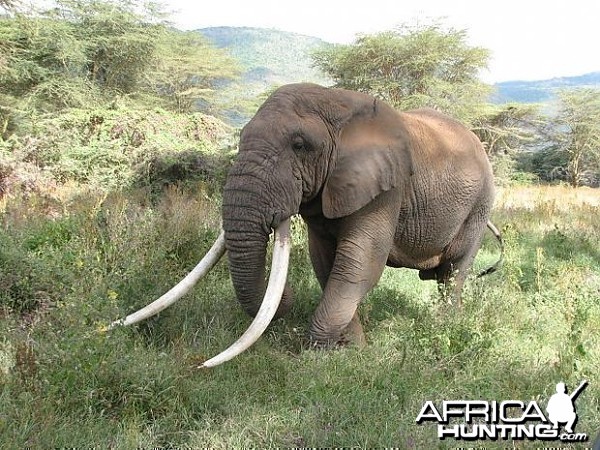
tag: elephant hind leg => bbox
[417,259,466,302]
[307,226,337,291]
[418,256,474,305]
[434,261,463,305]
[435,212,489,306]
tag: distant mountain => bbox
[199,26,331,87]
[492,72,600,103]
[198,27,332,125]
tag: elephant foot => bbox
[309,312,366,349]
[338,312,366,348]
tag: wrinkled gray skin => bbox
[222,83,496,346]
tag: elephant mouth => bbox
[103,219,292,368]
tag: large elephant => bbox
[107,83,503,367]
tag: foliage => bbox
[57,0,163,95]
[0,0,239,117]
[147,31,241,113]
[0,0,162,111]
[312,23,491,121]
[0,185,599,447]
[538,88,600,187]
[0,106,233,194]
[0,14,96,110]
[471,103,543,184]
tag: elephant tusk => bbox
[200,219,291,368]
[104,231,226,330]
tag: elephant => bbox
[107,83,503,367]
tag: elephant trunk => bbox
[224,227,270,317]
[223,224,294,320]
[222,158,296,320]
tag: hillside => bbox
[199,26,331,87]
[198,27,332,124]
[492,72,600,103]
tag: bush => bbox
[0,218,75,314]
[1,107,234,195]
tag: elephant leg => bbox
[309,224,394,347]
[436,213,488,306]
[434,261,461,304]
[307,226,336,291]
[339,311,366,347]
[308,227,366,346]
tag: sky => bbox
[162,0,600,83]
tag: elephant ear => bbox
[322,107,412,219]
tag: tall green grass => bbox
[1,185,598,448]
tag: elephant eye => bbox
[291,136,305,151]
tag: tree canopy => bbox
[0,0,239,115]
[540,89,600,187]
[148,31,240,113]
[312,24,491,120]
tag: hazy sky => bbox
[163,0,599,83]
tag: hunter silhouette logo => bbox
[416,380,589,442]
[546,380,587,434]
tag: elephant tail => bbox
[477,220,504,278]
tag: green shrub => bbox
[2,107,233,194]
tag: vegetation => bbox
[313,24,491,119]
[0,107,233,195]
[148,31,240,114]
[0,0,239,116]
[1,186,598,447]
[540,89,600,187]
[1,1,599,447]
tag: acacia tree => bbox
[312,24,491,121]
[545,88,600,187]
[0,0,162,111]
[148,31,240,113]
[0,0,240,116]
[55,0,163,94]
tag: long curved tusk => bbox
[105,231,226,330]
[200,218,291,368]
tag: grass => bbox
[0,184,599,448]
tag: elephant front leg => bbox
[307,228,365,346]
[309,233,391,347]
